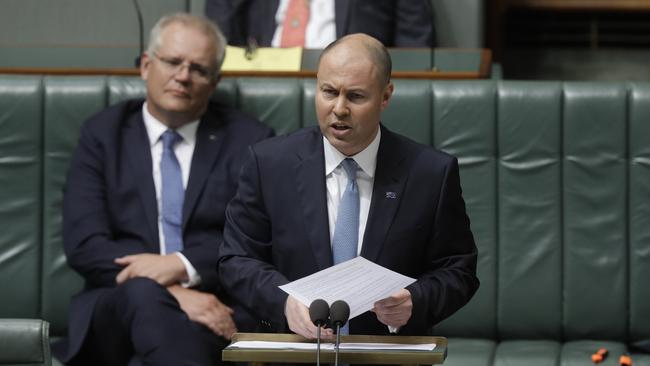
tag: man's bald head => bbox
[318,33,392,86]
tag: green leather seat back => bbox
[0,76,42,319]
[301,79,317,127]
[563,83,628,341]
[41,77,106,335]
[433,81,498,340]
[383,79,431,145]
[629,83,650,342]
[108,76,146,104]
[236,78,302,135]
[496,81,563,340]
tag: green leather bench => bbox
[0,75,649,366]
[0,319,51,366]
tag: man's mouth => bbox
[331,123,351,131]
[167,89,190,98]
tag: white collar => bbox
[142,102,200,146]
[323,127,381,178]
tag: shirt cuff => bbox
[175,252,201,288]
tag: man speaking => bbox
[218,33,479,339]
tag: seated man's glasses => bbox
[153,52,215,83]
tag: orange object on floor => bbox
[619,354,632,366]
[592,348,608,363]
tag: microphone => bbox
[132,0,144,67]
[244,36,258,61]
[330,300,350,366]
[309,299,329,366]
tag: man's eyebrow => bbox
[345,87,368,94]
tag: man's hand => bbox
[285,296,334,340]
[372,289,413,329]
[168,285,238,339]
[115,253,187,286]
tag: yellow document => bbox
[222,46,303,71]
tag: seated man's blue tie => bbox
[331,158,359,335]
[161,130,184,254]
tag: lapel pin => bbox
[385,192,397,199]
[209,134,216,140]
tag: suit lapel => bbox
[182,111,224,229]
[124,110,159,247]
[295,131,333,270]
[361,127,408,262]
[262,0,281,45]
[334,0,351,38]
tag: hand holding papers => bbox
[279,257,416,320]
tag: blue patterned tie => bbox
[331,158,359,335]
[160,130,184,254]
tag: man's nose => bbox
[333,96,349,117]
[174,64,192,81]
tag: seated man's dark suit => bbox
[206,0,435,48]
[218,125,479,335]
[54,99,273,365]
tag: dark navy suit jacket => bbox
[55,99,274,362]
[206,0,435,48]
[218,126,479,335]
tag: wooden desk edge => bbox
[0,68,488,79]
[223,333,447,365]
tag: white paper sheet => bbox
[228,340,436,351]
[278,256,416,319]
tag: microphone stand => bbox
[309,299,329,366]
[330,300,349,366]
[334,323,342,366]
[316,323,322,366]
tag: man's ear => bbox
[381,82,394,110]
[140,53,151,81]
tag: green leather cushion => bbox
[629,83,650,342]
[236,77,302,135]
[433,81,498,339]
[0,319,50,365]
[41,77,106,336]
[444,338,496,366]
[563,83,627,341]
[497,81,563,340]
[0,76,42,319]
[382,79,431,145]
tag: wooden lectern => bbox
[222,332,447,366]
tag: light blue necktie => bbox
[331,158,359,335]
[160,130,184,254]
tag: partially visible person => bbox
[218,33,478,340]
[206,0,435,48]
[52,13,273,366]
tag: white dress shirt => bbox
[324,128,381,254]
[142,103,201,287]
[323,129,399,333]
[271,0,337,49]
